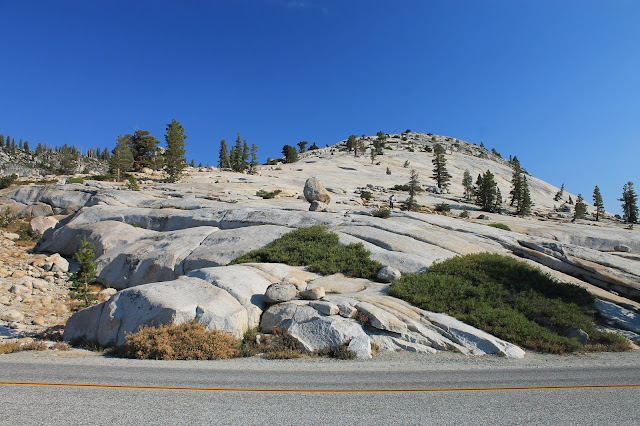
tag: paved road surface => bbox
[1,351,639,425]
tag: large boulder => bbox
[28,216,59,236]
[264,282,298,304]
[64,276,248,347]
[303,177,331,204]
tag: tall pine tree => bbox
[249,144,258,174]
[462,169,473,200]
[163,118,187,182]
[218,139,230,169]
[110,135,134,182]
[509,156,522,206]
[592,185,604,221]
[620,181,638,224]
[516,175,532,216]
[432,144,452,190]
[573,194,588,221]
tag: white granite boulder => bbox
[303,177,331,204]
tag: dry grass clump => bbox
[260,328,306,359]
[0,340,48,355]
[52,341,71,351]
[315,340,356,360]
[119,321,240,360]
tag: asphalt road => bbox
[1,351,639,425]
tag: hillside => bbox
[1,132,638,359]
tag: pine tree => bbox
[592,185,604,221]
[164,118,187,182]
[620,181,638,224]
[230,134,243,171]
[431,144,452,190]
[462,170,474,200]
[0,135,4,147]
[516,176,532,216]
[249,144,258,174]
[475,170,497,212]
[308,142,319,150]
[405,169,420,211]
[573,194,587,221]
[346,135,357,152]
[297,141,308,153]
[241,140,250,171]
[509,156,522,207]
[127,130,160,170]
[282,145,298,163]
[376,131,387,152]
[218,139,230,169]
[370,147,377,164]
[69,237,98,309]
[554,183,564,201]
[110,135,134,182]
[495,187,503,212]
[568,195,573,205]
[23,141,29,153]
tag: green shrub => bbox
[371,208,391,219]
[389,253,629,353]
[459,208,470,218]
[231,225,382,279]
[66,177,84,184]
[256,189,282,199]
[392,184,410,191]
[386,167,391,175]
[127,175,139,191]
[0,174,18,189]
[424,146,432,152]
[488,223,511,231]
[435,203,450,213]
[119,321,240,360]
[360,190,372,201]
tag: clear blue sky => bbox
[2,0,638,214]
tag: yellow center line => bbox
[0,381,639,393]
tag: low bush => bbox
[118,321,240,360]
[392,184,410,191]
[66,177,84,184]
[459,208,470,218]
[389,253,630,353]
[360,190,372,201]
[488,223,511,231]
[231,226,382,279]
[435,203,450,213]
[371,208,391,219]
[256,189,282,199]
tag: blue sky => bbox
[1,0,638,213]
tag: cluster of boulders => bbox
[0,231,72,337]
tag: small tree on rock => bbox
[70,237,98,309]
[573,194,588,221]
[110,136,134,182]
[554,183,564,201]
[163,118,187,182]
[297,141,308,153]
[282,145,298,163]
[404,169,421,211]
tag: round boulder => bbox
[264,282,299,304]
[303,177,331,204]
[377,266,401,283]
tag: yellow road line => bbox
[0,381,639,393]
